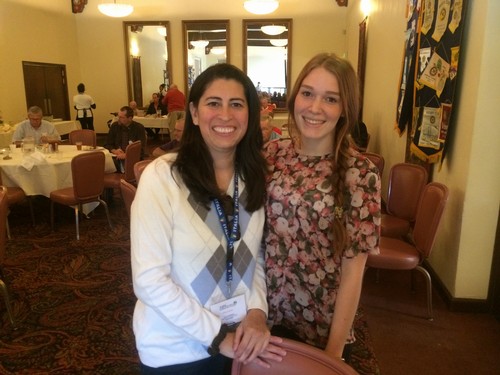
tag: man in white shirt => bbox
[12,106,61,145]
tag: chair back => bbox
[133,159,152,184]
[361,152,385,176]
[386,163,428,222]
[71,152,105,202]
[231,338,358,375]
[124,141,142,182]
[120,179,136,218]
[69,129,97,147]
[413,182,449,259]
[0,186,8,262]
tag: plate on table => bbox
[82,146,104,151]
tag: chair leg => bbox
[27,196,35,227]
[74,206,80,240]
[0,278,15,327]
[99,198,113,230]
[416,265,433,321]
[50,201,55,231]
[6,217,11,240]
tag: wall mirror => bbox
[123,21,172,108]
[182,20,230,94]
[243,18,292,111]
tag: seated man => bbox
[152,117,184,158]
[104,106,146,172]
[12,106,61,145]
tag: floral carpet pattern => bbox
[0,197,378,374]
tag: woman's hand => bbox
[232,309,270,363]
[220,334,286,368]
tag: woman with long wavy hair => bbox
[264,53,381,363]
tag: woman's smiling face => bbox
[190,78,248,158]
[294,67,343,154]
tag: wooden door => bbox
[22,61,70,120]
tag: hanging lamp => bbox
[269,39,288,47]
[244,0,279,15]
[261,25,286,36]
[98,1,134,18]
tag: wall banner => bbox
[395,0,468,164]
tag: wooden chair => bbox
[69,129,97,147]
[50,152,112,240]
[381,163,428,239]
[361,151,385,177]
[119,179,136,218]
[104,141,142,190]
[133,159,152,184]
[366,182,449,320]
[0,186,15,327]
[231,338,359,375]
[0,172,35,239]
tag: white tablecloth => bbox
[133,116,170,129]
[0,120,81,148]
[53,120,81,135]
[0,145,116,197]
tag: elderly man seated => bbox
[12,106,61,145]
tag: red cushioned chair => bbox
[119,179,136,218]
[0,172,35,239]
[381,163,428,239]
[366,182,449,320]
[0,186,15,327]
[50,152,112,240]
[69,129,97,147]
[231,337,359,375]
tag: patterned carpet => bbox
[0,196,379,374]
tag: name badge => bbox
[210,294,247,325]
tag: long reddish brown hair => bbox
[287,53,360,254]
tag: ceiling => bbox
[68,0,346,19]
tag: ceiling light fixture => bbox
[98,1,133,18]
[190,40,210,48]
[244,0,279,15]
[269,39,288,47]
[261,25,286,35]
[211,47,226,55]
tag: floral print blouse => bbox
[263,140,381,349]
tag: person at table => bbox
[161,83,186,135]
[151,116,185,158]
[129,100,139,116]
[145,92,168,139]
[104,106,146,172]
[131,63,285,373]
[260,109,281,144]
[73,83,96,131]
[12,106,61,145]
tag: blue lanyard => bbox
[213,172,239,295]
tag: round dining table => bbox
[0,145,116,197]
